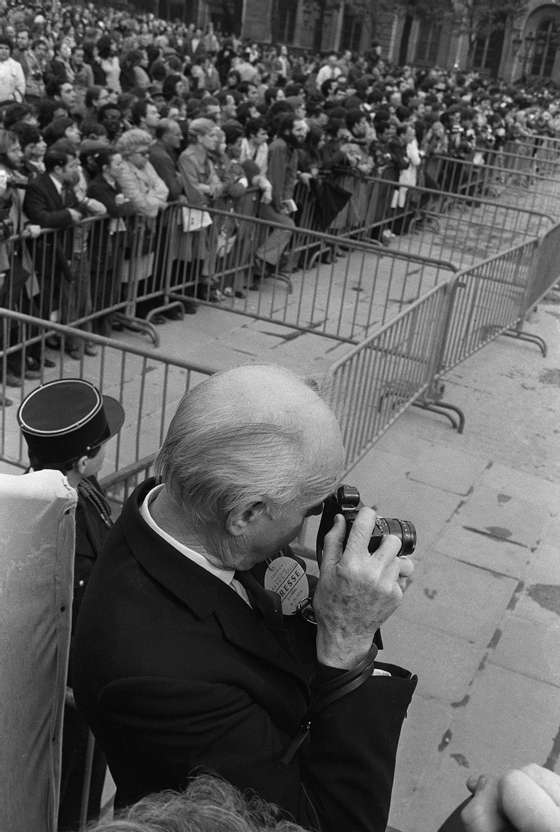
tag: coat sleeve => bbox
[116,163,168,218]
[94,663,416,832]
[266,142,287,212]
[13,60,25,100]
[149,149,184,202]
[23,183,73,229]
[178,152,208,207]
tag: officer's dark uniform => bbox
[17,378,125,830]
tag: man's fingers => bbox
[397,555,414,579]
[320,514,346,569]
[461,774,508,832]
[369,533,404,568]
[340,506,377,560]
[467,774,488,794]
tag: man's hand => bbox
[461,765,560,832]
[24,224,41,239]
[85,198,107,216]
[68,208,82,223]
[313,507,414,669]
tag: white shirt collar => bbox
[140,483,236,587]
[49,174,63,195]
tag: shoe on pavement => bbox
[25,368,42,380]
[45,335,61,350]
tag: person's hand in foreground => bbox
[461,763,560,832]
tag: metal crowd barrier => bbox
[0,310,214,485]
[484,142,560,180]
[325,232,553,469]
[439,239,545,375]
[522,222,560,313]
[0,189,262,353]
[0,167,551,356]
[157,202,457,344]
[429,153,560,221]
[293,173,551,271]
[325,280,456,469]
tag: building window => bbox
[271,0,298,45]
[341,7,362,52]
[531,17,560,78]
[472,15,505,76]
[415,19,441,66]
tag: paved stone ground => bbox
[347,299,560,831]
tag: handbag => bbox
[181,207,213,233]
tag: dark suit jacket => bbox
[73,479,417,832]
[149,141,184,202]
[23,173,75,313]
[23,172,74,230]
[87,176,136,220]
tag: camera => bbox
[316,484,416,564]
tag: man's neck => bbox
[149,487,216,563]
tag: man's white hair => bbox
[155,365,341,529]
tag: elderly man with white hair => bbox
[73,365,417,832]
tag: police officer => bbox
[17,377,125,830]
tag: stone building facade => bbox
[192,0,560,84]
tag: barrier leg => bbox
[144,300,185,324]
[504,327,547,357]
[412,398,465,433]
[112,312,160,347]
[413,381,465,433]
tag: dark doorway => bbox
[399,14,413,65]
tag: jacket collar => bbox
[121,479,311,690]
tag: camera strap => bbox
[280,642,378,765]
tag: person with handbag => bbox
[178,117,224,301]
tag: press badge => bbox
[264,556,309,615]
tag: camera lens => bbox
[368,517,416,556]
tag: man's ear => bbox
[74,454,89,476]
[226,501,267,537]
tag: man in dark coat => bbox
[22,145,81,318]
[72,364,417,832]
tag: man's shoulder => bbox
[150,142,175,164]
[24,172,51,196]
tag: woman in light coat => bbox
[114,128,168,297]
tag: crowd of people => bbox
[1,2,560,397]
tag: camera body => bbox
[316,484,416,564]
